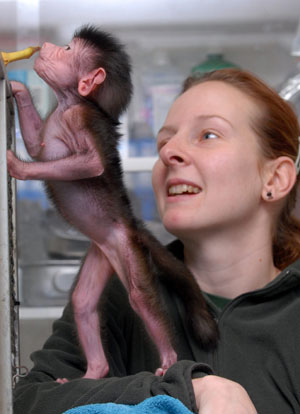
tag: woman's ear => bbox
[78,67,106,97]
[262,156,297,202]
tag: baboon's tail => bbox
[139,229,218,349]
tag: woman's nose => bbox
[159,138,190,167]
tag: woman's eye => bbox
[64,45,71,51]
[203,131,218,140]
[157,137,168,152]
[157,142,165,152]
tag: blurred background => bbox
[1,0,300,369]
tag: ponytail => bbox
[274,213,300,270]
[273,188,300,269]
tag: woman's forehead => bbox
[182,80,254,106]
[169,80,258,125]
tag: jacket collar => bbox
[167,239,300,293]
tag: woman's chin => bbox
[162,218,190,239]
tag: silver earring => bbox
[266,191,273,200]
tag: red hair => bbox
[182,69,300,269]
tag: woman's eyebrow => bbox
[157,114,233,139]
[157,125,177,137]
[195,114,234,128]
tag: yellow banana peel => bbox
[1,46,40,65]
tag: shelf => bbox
[122,156,157,171]
[20,306,64,320]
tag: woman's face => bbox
[152,80,267,239]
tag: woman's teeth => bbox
[168,184,200,196]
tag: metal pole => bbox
[0,57,19,414]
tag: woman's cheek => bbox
[152,161,162,198]
[152,163,165,218]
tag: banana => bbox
[1,46,40,65]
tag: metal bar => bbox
[0,56,18,414]
[8,70,20,391]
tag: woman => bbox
[14,69,300,414]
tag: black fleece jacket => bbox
[13,240,300,414]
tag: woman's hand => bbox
[192,376,257,414]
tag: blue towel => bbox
[63,395,193,414]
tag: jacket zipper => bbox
[206,270,293,375]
